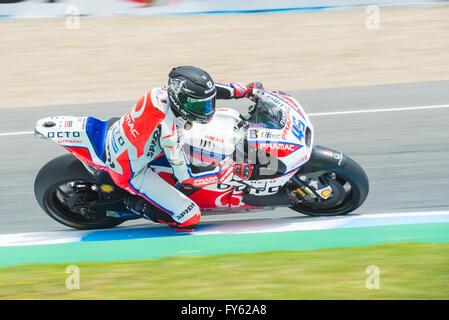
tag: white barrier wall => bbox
[0,0,446,17]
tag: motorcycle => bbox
[33,88,369,230]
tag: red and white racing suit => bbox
[104,82,255,232]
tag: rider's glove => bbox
[231,82,264,100]
[246,82,264,100]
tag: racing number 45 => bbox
[292,116,305,142]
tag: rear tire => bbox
[34,154,126,230]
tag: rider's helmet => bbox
[167,66,216,124]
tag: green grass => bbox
[0,243,448,300]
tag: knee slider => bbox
[173,213,201,232]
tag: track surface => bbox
[0,80,448,234]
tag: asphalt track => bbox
[0,80,448,235]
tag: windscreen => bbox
[247,97,286,129]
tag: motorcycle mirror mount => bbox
[184,120,193,130]
[239,104,257,122]
[248,104,258,115]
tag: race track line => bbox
[0,131,33,137]
[0,211,448,267]
[0,103,448,137]
[308,103,449,117]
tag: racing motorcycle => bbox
[33,89,369,230]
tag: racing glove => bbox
[231,82,264,100]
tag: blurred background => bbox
[1,0,448,108]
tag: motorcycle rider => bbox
[104,66,263,232]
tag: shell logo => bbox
[321,189,331,198]
[100,184,114,193]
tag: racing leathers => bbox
[104,82,259,232]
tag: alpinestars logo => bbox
[125,93,148,138]
[130,101,145,122]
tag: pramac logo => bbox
[255,142,301,158]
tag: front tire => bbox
[291,149,369,216]
[34,154,126,230]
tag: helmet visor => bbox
[183,95,216,123]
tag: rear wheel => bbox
[34,154,126,229]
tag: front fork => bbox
[289,171,334,203]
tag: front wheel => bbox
[34,154,126,230]
[290,147,369,216]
